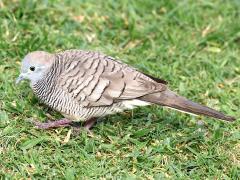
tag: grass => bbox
[0,0,239,179]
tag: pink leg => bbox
[72,118,97,135]
[83,117,97,130]
[31,118,72,129]
[30,117,97,136]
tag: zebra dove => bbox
[16,50,236,131]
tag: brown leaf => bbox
[62,129,72,144]
[72,15,85,23]
[201,25,214,37]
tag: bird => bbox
[16,50,236,132]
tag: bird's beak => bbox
[16,74,25,84]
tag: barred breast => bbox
[31,50,163,121]
[32,79,149,121]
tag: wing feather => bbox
[57,50,167,107]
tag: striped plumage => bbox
[31,50,157,121]
[17,49,235,128]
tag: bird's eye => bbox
[30,66,35,71]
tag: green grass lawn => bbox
[0,0,239,179]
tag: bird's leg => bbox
[72,117,97,136]
[84,117,97,131]
[30,117,97,136]
[31,118,73,129]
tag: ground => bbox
[0,0,239,179]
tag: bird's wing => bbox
[57,50,167,107]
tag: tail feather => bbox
[140,89,235,122]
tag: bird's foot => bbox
[72,118,97,136]
[30,118,72,129]
[72,126,94,137]
[29,117,97,137]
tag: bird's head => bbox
[16,51,55,85]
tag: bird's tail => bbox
[140,89,235,122]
